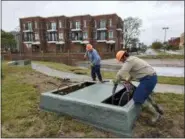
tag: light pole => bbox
[162,27,169,52]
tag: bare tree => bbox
[123,17,142,49]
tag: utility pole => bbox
[162,27,169,52]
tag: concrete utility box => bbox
[39,81,141,137]
[8,59,31,66]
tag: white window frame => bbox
[100,20,106,28]
[93,31,97,39]
[83,31,88,39]
[84,20,86,28]
[59,20,62,28]
[70,22,72,28]
[35,32,39,40]
[94,20,97,28]
[100,32,106,40]
[23,24,25,30]
[108,31,113,39]
[35,21,38,29]
[59,32,64,40]
[109,19,112,27]
[75,21,80,29]
[28,22,32,30]
[51,22,56,30]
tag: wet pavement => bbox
[32,63,184,94]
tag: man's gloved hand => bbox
[90,63,95,67]
[112,79,120,85]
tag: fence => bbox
[2,52,115,66]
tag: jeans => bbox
[133,74,157,104]
[91,65,102,81]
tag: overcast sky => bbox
[2,1,184,45]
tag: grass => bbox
[2,61,184,137]
[34,61,184,85]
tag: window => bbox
[94,20,97,28]
[75,21,80,29]
[23,24,25,30]
[35,21,37,29]
[109,19,112,27]
[59,32,64,40]
[59,20,62,28]
[47,32,57,41]
[100,32,106,40]
[100,20,106,28]
[84,20,86,27]
[24,32,33,41]
[35,33,39,40]
[83,32,88,39]
[93,31,97,39]
[108,31,113,39]
[51,22,56,30]
[70,22,72,28]
[28,22,32,30]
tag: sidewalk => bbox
[32,63,184,94]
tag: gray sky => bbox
[2,1,184,45]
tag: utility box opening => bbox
[102,86,136,107]
[52,81,95,95]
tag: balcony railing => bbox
[23,27,33,32]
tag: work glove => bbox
[90,63,95,67]
[112,79,120,85]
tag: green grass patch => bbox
[34,61,184,85]
[2,61,184,137]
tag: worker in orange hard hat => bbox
[113,50,163,124]
[84,44,103,83]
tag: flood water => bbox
[78,64,184,77]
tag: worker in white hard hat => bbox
[113,50,163,124]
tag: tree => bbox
[123,17,142,49]
[1,30,16,52]
[151,41,163,50]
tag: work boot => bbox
[151,112,162,124]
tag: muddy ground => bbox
[21,71,184,138]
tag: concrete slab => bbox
[8,59,31,66]
[40,82,141,137]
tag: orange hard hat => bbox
[86,44,93,51]
[116,50,126,61]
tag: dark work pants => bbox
[91,65,102,81]
[133,74,157,104]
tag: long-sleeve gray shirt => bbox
[116,56,156,81]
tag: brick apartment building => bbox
[168,37,180,47]
[19,13,123,54]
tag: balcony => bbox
[106,40,116,44]
[56,41,65,44]
[32,41,40,45]
[97,38,107,42]
[71,28,82,31]
[23,27,33,32]
[47,28,57,32]
[97,27,107,31]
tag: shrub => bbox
[151,41,163,49]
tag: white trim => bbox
[97,40,107,42]
[47,41,57,44]
[116,28,122,31]
[72,40,82,43]
[81,41,89,44]
[23,41,33,44]
[47,29,57,32]
[32,41,40,45]
[71,28,82,31]
[23,30,33,32]
[106,40,115,44]
[97,28,107,31]
[56,41,65,44]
